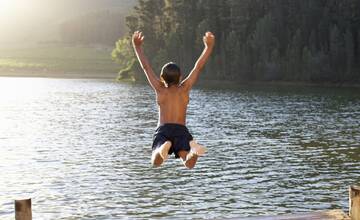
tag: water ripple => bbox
[0,78,360,219]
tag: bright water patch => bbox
[0,78,359,219]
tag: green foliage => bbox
[112,37,133,68]
[114,0,360,83]
[111,36,145,81]
[117,59,137,81]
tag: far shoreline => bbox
[0,71,117,80]
[1,71,360,89]
[197,79,360,89]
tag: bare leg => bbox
[189,140,206,156]
[177,140,206,169]
[151,141,171,167]
[178,150,198,169]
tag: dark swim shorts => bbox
[152,123,193,158]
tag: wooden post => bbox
[350,185,360,220]
[15,199,32,220]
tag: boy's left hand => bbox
[203,32,215,48]
[132,31,144,47]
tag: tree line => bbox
[112,0,360,84]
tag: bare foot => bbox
[189,140,206,156]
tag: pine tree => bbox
[113,0,360,83]
[344,29,354,79]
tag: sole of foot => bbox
[189,140,206,156]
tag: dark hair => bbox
[160,62,181,86]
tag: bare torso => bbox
[156,85,189,126]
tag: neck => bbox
[167,84,179,88]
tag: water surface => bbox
[0,78,359,219]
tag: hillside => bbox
[0,0,136,44]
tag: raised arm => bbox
[182,32,215,90]
[132,31,162,91]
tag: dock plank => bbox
[236,209,350,220]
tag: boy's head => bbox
[160,62,181,86]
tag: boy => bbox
[132,31,215,169]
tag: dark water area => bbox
[0,78,359,219]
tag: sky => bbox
[0,0,135,43]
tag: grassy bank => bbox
[0,45,119,78]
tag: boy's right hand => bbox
[132,31,144,47]
[203,32,215,48]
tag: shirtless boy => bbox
[132,31,215,169]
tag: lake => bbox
[0,77,359,219]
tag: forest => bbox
[112,0,360,84]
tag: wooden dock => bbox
[237,185,359,220]
[14,185,360,220]
[237,209,349,220]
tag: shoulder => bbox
[179,81,191,92]
[178,85,190,99]
[154,82,166,93]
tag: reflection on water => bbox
[0,78,359,219]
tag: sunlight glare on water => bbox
[0,78,49,201]
[0,78,360,219]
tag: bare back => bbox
[156,85,189,126]
[132,31,214,126]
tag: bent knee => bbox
[151,152,163,167]
[152,161,162,167]
[152,158,163,167]
[185,163,196,169]
[184,157,197,169]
